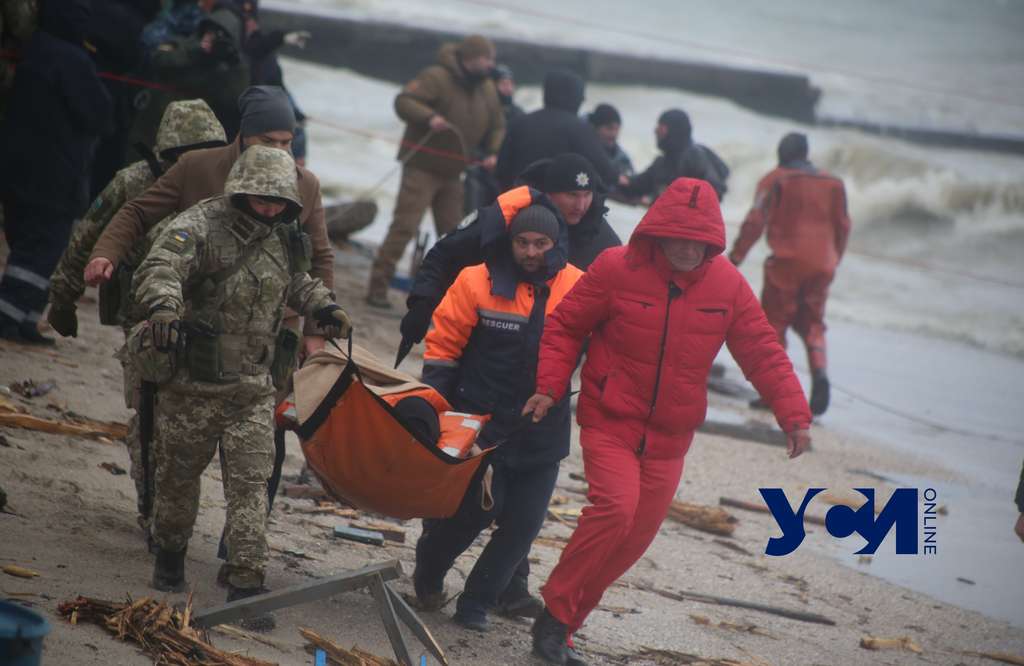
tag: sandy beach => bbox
[2,245,1023,666]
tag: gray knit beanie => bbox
[238,86,296,138]
[509,205,559,241]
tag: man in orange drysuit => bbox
[728,133,851,416]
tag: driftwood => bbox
[0,396,127,442]
[637,647,765,666]
[964,652,1024,665]
[58,595,274,666]
[667,501,738,537]
[634,581,836,626]
[300,626,399,666]
[3,564,40,579]
[860,636,923,654]
[719,496,827,527]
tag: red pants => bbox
[761,257,834,373]
[541,428,686,633]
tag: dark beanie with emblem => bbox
[509,205,559,241]
[458,34,496,59]
[238,86,296,138]
[543,152,602,193]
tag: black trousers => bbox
[415,458,559,617]
[0,196,74,327]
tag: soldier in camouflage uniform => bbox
[47,99,226,532]
[131,145,351,631]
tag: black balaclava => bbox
[232,195,291,226]
[657,108,693,155]
[588,103,621,128]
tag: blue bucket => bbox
[0,600,51,666]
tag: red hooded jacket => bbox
[535,178,811,459]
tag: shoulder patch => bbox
[160,229,193,254]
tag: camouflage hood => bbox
[225,145,303,224]
[154,99,228,160]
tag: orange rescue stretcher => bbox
[286,338,492,520]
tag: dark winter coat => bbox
[536,178,811,460]
[0,0,112,215]
[423,187,582,469]
[622,110,729,201]
[409,191,619,311]
[495,70,617,190]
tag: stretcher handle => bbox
[326,332,363,383]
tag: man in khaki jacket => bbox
[85,85,333,354]
[366,34,505,308]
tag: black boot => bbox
[226,584,276,633]
[531,607,568,665]
[566,645,588,666]
[810,370,830,416]
[151,548,187,592]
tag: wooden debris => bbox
[294,506,360,518]
[99,462,127,475]
[57,595,274,665]
[283,484,331,501]
[0,409,126,443]
[3,564,40,579]
[300,627,400,665]
[211,624,288,651]
[712,538,753,556]
[690,614,775,639]
[350,521,406,544]
[860,635,923,654]
[549,494,569,506]
[667,501,738,537]
[719,496,827,527]
[964,651,1024,665]
[568,472,586,482]
[634,581,836,626]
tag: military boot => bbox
[810,370,830,416]
[496,588,544,619]
[151,548,187,592]
[226,584,276,633]
[531,607,568,665]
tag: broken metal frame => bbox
[192,560,447,665]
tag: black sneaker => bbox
[226,584,276,633]
[151,548,187,592]
[453,608,489,632]
[496,591,544,619]
[531,608,568,665]
[810,371,830,416]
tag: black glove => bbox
[400,298,436,345]
[313,304,352,339]
[148,309,182,352]
[47,303,78,338]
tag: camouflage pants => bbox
[151,387,275,589]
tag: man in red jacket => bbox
[729,133,852,416]
[522,177,812,665]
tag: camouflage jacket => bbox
[49,99,226,310]
[132,147,334,391]
[49,160,159,307]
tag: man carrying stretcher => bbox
[413,187,583,632]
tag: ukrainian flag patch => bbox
[161,229,193,254]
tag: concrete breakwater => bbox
[262,2,1024,155]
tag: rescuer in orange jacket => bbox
[415,187,583,633]
[729,133,852,416]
